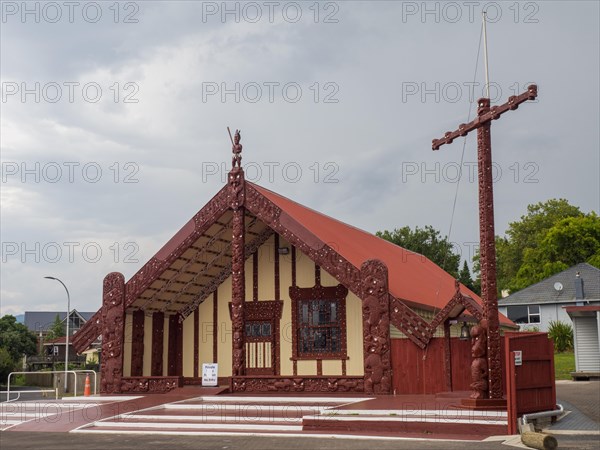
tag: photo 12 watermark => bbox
[1,1,140,24]
[201,1,339,24]
[1,241,140,264]
[202,161,340,184]
[400,2,540,24]
[1,82,140,104]
[201,81,339,104]
[1,162,140,184]
[401,161,540,184]
[401,81,538,104]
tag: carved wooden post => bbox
[443,320,453,392]
[100,272,126,394]
[151,312,164,376]
[476,99,502,399]
[361,259,392,395]
[130,310,145,376]
[432,85,537,400]
[229,129,246,377]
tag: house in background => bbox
[498,263,600,332]
[24,310,96,339]
[23,310,97,370]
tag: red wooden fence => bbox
[391,337,508,395]
[504,332,556,434]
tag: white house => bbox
[498,263,600,332]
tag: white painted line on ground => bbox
[117,414,302,423]
[59,396,141,402]
[92,420,303,431]
[0,419,21,425]
[198,396,372,404]
[328,409,508,418]
[163,403,326,413]
[549,429,600,435]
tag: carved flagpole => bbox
[228,128,246,377]
[432,86,538,399]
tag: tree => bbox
[499,199,583,292]
[512,213,600,290]
[376,225,460,277]
[0,347,15,385]
[45,314,65,341]
[0,315,38,382]
[458,260,477,293]
[472,199,598,294]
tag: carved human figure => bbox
[469,322,489,399]
[232,330,244,376]
[232,129,242,168]
[365,352,391,394]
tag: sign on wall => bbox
[514,350,523,366]
[202,363,218,386]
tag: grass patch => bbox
[554,351,575,380]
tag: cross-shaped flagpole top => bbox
[432,85,537,150]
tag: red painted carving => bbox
[231,128,243,168]
[432,85,538,399]
[151,312,164,376]
[443,321,452,391]
[194,308,199,378]
[469,321,488,399]
[120,376,180,393]
[167,314,182,376]
[231,376,364,393]
[212,291,218,363]
[427,280,483,339]
[252,252,259,302]
[229,159,246,377]
[477,104,502,399]
[361,260,392,395]
[71,309,102,353]
[100,272,126,394]
[130,310,145,377]
[274,234,281,301]
[242,300,283,375]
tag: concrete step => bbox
[73,396,508,439]
[302,413,508,436]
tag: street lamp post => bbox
[44,276,70,392]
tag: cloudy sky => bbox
[1,1,598,316]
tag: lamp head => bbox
[459,322,470,340]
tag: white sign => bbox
[202,363,218,386]
[514,351,523,366]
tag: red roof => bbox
[251,183,513,326]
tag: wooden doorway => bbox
[244,301,283,376]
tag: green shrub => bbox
[548,320,573,353]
